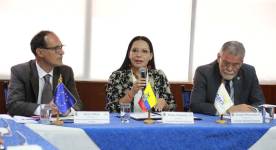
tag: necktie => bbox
[41,74,53,104]
[224,80,231,95]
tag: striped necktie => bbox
[41,74,53,104]
[224,80,231,95]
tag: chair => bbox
[182,87,191,112]
[3,81,9,104]
[1,81,9,113]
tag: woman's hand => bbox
[154,98,168,112]
[120,75,146,104]
[132,77,147,94]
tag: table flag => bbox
[54,75,76,114]
[214,82,234,115]
[138,83,157,112]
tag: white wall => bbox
[1,0,276,83]
[194,0,276,83]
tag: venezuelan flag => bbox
[138,97,147,112]
[138,83,157,112]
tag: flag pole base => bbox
[144,118,154,124]
[216,119,226,124]
[216,114,226,124]
[52,111,64,126]
[144,111,154,124]
[52,120,64,126]
[0,138,4,145]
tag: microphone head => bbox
[140,67,146,78]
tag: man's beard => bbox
[221,72,236,80]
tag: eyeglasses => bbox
[42,44,64,53]
[221,59,242,70]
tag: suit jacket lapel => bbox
[233,75,241,105]
[30,60,39,100]
[213,61,223,102]
[214,74,222,102]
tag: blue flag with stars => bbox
[54,82,76,114]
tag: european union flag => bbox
[54,83,76,114]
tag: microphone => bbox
[140,67,146,79]
[139,68,147,90]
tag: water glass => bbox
[40,104,51,124]
[120,103,131,123]
[262,107,275,123]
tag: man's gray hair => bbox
[220,41,245,58]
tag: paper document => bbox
[7,145,42,150]
[0,127,9,135]
[13,116,38,124]
[130,112,162,120]
[0,114,13,120]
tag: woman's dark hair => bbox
[118,36,156,71]
[30,30,53,56]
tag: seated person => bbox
[106,36,176,112]
[7,30,83,116]
[190,41,265,115]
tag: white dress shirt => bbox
[34,61,53,115]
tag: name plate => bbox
[74,111,110,124]
[230,112,262,123]
[161,112,194,124]
[7,145,42,150]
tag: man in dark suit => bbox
[190,41,265,115]
[7,30,83,116]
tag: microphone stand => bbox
[140,68,154,124]
[216,114,226,124]
[143,94,154,124]
[52,75,64,126]
[144,110,154,124]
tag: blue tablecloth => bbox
[0,119,57,150]
[65,114,276,150]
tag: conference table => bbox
[2,113,276,150]
[63,113,276,150]
[0,118,57,149]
